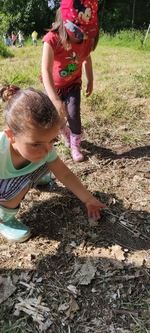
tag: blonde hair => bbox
[51,8,71,50]
[0,84,20,101]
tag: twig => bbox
[104,208,150,241]
[114,309,138,317]
[130,314,149,332]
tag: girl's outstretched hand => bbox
[86,198,106,221]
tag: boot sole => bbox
[0,230,31,242]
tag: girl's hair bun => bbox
[0,84,20,101]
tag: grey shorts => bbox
[0,164,49,202]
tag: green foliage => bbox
[101,0,150,32]
[0,0,150,37]
[0,38,14,58]
[0,0,57,36]
[99,29,150,50]
[0,13,10,33]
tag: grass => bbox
[99,29,150,50]
[1,32,149,141]
[81,38,150,145]
[0,38,14,59]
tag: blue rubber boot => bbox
[37,173,54,189]
[0,205,31,242]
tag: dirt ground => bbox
[0,116,150,332]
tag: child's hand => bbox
[54,100,67,118]
[85,81,93,97]
[86,198,106,220]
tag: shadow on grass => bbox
[16,182,150,252]
[82,140,150,160]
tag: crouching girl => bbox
[0,85,106,242]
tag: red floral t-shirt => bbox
[42,31,92,89]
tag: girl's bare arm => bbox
[42,42,66,117]
[83,55,93,97]
[47,157,106,220]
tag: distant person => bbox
[3,33,11,46]
[18,31,24,47]
[11,32,17,47]
[32,30,38,46]
[0,84,106,242]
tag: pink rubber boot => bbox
[60,126,70,148]
[70,132,84,162]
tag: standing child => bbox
[41,0,99,162]
[11,32,17,47]
[32,30,38,46]
[0,85,106,243]
[3,33,11,46]
[18,31,24,47]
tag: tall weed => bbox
[99,29,150,50]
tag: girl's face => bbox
[5,124,60,163]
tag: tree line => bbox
[100,0,150,33]
[0,0,149,37]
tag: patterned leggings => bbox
[44,83,82,134]
[57,84,81,135]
